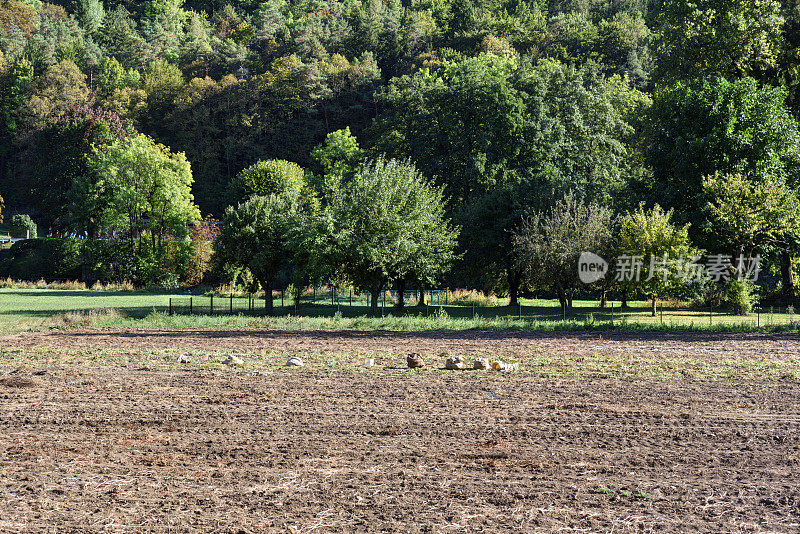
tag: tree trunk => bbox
[508,268,521,306]
[396,279,406,310]
[262,278,274,315]
[621,290,629,309]
[781,249,795,304]
[651,295,657,317]
[417,288,426,307]
[370,283,383,316]
[600,290,607,308]
[556,284,568,316]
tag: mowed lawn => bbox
[0,288,797,332]
[0,289,176,329]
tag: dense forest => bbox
[2,0,800,311]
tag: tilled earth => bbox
[0,329,799,532]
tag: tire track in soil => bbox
[0,329,798,531]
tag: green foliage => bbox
[646,77,800,245]
[229,159,306,205]
[653,0,784,83]
[214,194,300,312]
[703,172,800,257]
[30,108,128,232]
[0,56,32,135]
[378,56,642,210]
[142,59,185,121]
[0,238,81,280]
[725,278,756,315]
[9,213,36,238]
[71,133,200,285]
[376,53,525,205]
[617,204,696,312]
[25,60,90,128]
[314,157,459,314]
[310,127,363,181]
[80,133,200,239]
[77,0,105,34]
[99,56,126,96]
[512,194,613,312]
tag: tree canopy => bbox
[3,0,800,305]
[314,157,459,314]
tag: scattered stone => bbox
[473,358,490,370]
[365,358,375,367]
[223,355,244,366]
[177,354,191,364]
[407,353,425,368]
[445,355,465,370]
[286,356,304,367]
[491,360,519,372]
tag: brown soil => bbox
[0,329,799,532]
[4,327,800,362]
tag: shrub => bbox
[90,280,135,291]
[449,289,500,307]
[725,279,756,315]
[9,214,37,239]
[0,238,81,280]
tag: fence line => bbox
[165,287,799,326]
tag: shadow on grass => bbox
[0,306,166,319]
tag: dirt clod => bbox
[407,353,424,368]
[445,355,464,370]
[473,358,491,370]
[0,376,37,388]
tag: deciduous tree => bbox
[617,204,696,316]
[512,194,612,315]
[214,194,300,314]
[314,158,459,315]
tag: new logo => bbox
[578,252,608,284]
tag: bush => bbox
[9,214,37,239]
[449,289,500,307]
[0,238,81,280]
[725,279,756,315]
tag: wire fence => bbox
[166,287,800,327]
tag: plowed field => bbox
[1,329,798,532]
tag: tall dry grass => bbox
[0,278,135,291]
[43,308,123,329]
